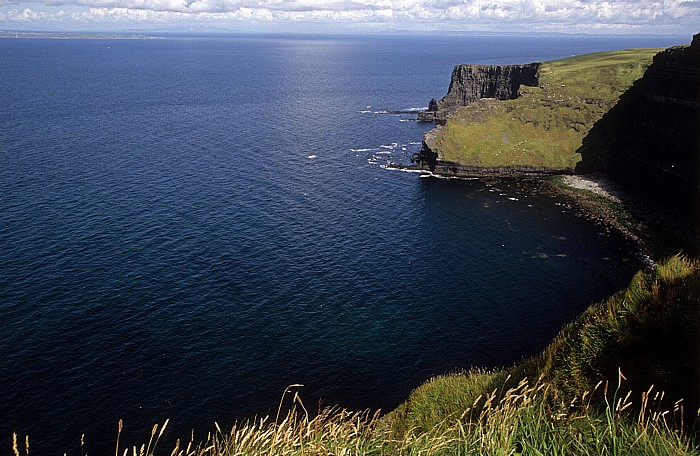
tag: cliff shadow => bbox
[576,36,700,254]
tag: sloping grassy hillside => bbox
[385,255,700,443]
[432,48,661,169]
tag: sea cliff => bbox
[417,48,659,175]
[440,63,540,109]
[413,35,700,257]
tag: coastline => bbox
[548,173,699,265]
[547,174,656,267]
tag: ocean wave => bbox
[380,165,431,175]
[418,172,479,181]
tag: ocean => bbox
[0,33,685,454]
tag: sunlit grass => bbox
[35,376,696,455]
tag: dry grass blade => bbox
[12,433,19,456]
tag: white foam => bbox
[307,155,317,159]
[350,148,375,152]
[419,172,458,180]
[381,165,431,175]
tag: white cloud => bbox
[0,0,698,33]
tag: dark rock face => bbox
[578,34,700,208]
[439,63,540,109]
[428,97,439,112]
[419,125,441,170]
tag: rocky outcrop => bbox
[428,97,439,112]
[439,63,540,109]
[417,98,442,122]
[578,34,700,208]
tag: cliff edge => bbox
[440,63,540,109]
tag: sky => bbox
[0,0,698,35]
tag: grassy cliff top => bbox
[431,48,663,169]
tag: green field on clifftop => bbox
[432,48,662,168]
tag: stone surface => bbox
[439,63,540,109]
[428,97,439,112]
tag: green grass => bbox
[432,48,662,169]
[19,256,698,455]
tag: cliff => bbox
[577,34,700,208]
[417,63,540,125]
[417,49,660,174]
[439,63,540,109]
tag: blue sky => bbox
[0,0,698,34]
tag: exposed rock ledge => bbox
[417,62,540,124]
[440,62,540,109]
[562,174,623,204]
[393,162,570,178]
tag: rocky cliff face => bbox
[578,34,700,207]
[439,63,540,109]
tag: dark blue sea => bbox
[0,33,685,454]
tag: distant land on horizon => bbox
[0,29,692,39]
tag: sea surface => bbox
[0,33,686,454]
